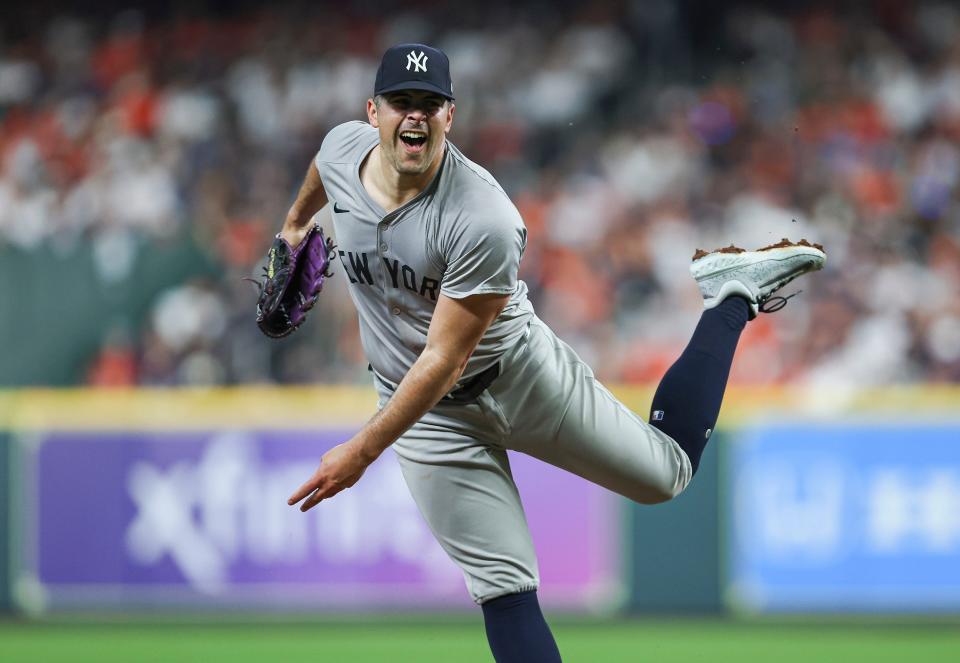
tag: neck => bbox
[369,142,446,210]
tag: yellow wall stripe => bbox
[0,387,378,431]
[0,385,958,431]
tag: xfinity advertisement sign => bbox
[14,429,621,611]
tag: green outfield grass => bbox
[1,618,958,662]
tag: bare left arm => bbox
[288,292,510,512]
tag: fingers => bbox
[287,473,342,512]
[288,444,360,512]
[300,492,322,512]
[298,481,345,512]
[300,486,328,512]
[287,475,320,506]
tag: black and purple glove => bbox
[250,225,335,338]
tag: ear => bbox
[444,102,455,134]
[367,98,379,128]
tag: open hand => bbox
[287,442,371,512]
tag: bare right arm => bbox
[280,161,328,246]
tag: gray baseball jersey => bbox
[315,120,692,605]
[314,120,534,386]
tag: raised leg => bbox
[648,296,749,473]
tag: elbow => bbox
[449,357,471,391]
[421,345,470,388]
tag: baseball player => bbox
[282,44,825,662]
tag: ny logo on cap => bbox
[406,50,428,72]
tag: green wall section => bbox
[0,236,220,386]
[627,438,722,613]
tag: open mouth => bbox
[399,131,428,152]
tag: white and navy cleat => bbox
[690,238,826,319]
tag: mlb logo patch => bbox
[652,410,665,421]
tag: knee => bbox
[632,484,679,505]
[628,470,689,505]
[628,429,694,505]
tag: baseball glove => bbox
[249,225,335,338]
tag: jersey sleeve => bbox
[314,121,377,171]
[439,196,527,299]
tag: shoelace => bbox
[758,290,802,314]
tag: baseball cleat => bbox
[690,238,826,319]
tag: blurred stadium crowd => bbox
[1,0,958,386]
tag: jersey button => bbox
[380,243,388,252]
[391,307,401,315]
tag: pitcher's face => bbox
[369,91,454,175]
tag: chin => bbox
[396,159,430,175]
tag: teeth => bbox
[400,131,426,139]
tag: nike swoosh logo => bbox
[333,202,350,213]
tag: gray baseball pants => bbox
[374,316,692,604]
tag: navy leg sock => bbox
[481,590,562,663]
[649,297,750,474]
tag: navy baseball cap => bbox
[374,43,454,100]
